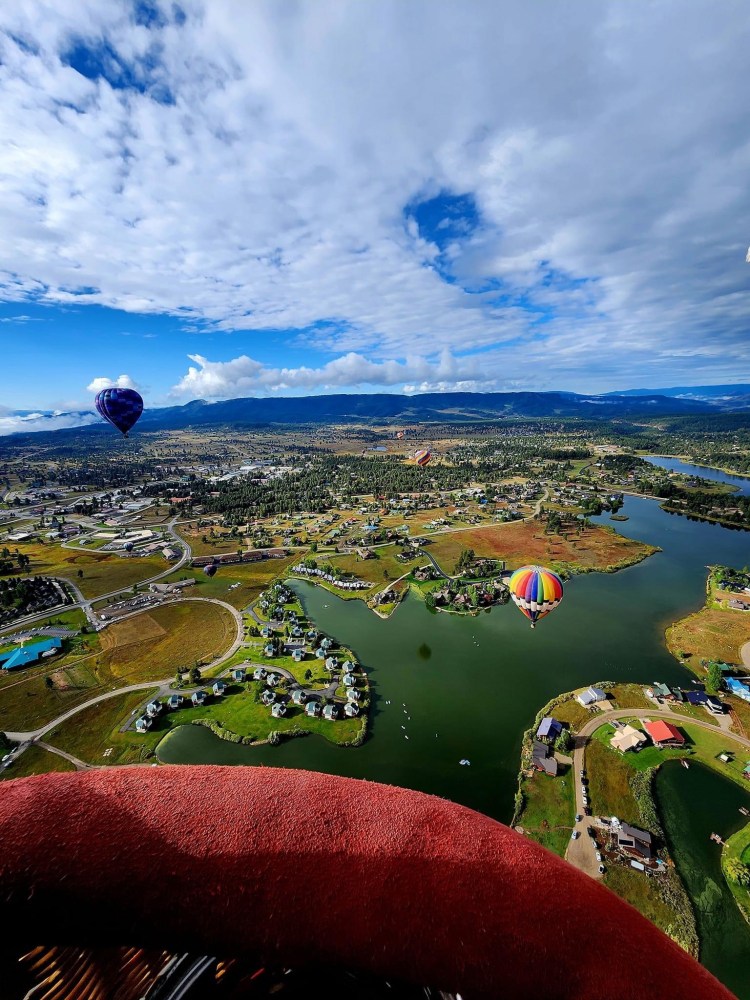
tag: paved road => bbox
[564,706,750,878]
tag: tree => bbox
[304,668,313,681]
[189,666,202,685]
[554,729,573,753]
[725,857,750,887]
[44,675,54,689]
[705,661,723,695]
[77,569,84,580]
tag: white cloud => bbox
[86,373,139,393]
[0,411,98,436]
[0,1,748,389]
[171,350,486,398]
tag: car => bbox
[595,851,602,862]
[587,827,596,839]
[579,769,585,777]
[598,864,605,875]
[575,814,583,822]
[571,831,580,840]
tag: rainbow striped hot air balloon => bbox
[414,449,431,467]
[508,565,564,628]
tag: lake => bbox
[645,455,750,496]
[158,487,750,992]
[160,493,750,819]
[656,763,750,999]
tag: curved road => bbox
[565,707,750,877]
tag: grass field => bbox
[666,606,750,669]
[325,548,417,592]
[0,601,236,732]
[8,539,166,598]
[723,824,750,922]
[423,519,657,576]
[602,865,696,950]
[163,557,296,609]
[97,601,237,683]
[516,762,576,857]
[0,744,76,781]
[45,688,161,766]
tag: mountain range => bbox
[5,385,750,439]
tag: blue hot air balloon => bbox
[95,387,144,437]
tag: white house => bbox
[576,686,607,707]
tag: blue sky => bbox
[1,0,750,429]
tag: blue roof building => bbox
[536,717,563,741]
[0,637,62,671]
[726,677,750,702]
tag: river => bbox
[656,763,750,999]
[645,455,750,496]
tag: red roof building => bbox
[644,719,685,746]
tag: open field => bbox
[326,548,419,591]
[516,762,576,857]
[423,518,657,576]
[98,601,236,683]
[666,607,750,670]
[602,865,694,947]
[163,556,296,609]
[45,688,160,766]
[0,744,76,781]
[7,539,166,598]
[723,825,750,923]
[0,601,235,732]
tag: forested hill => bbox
[137,390,713,429]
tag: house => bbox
[145,700,162,717]
[347,688,361,701]
[344,702,360,717]
[726,677,750,702]
[292,648,304,663]
[0,637,62,671]
[161,546,179,560]
[576,686,607,707]
[264,643,276,657]
[322,704,339,721]
[305,700,320,717]
[232,667,246,682]
[705,695,724,715]
[536,717,563,743]
[292,689,307,706]
[261,626,272,639]
[253,667,267,681]
[342,673,357,687]
[271,702,287,718]
[648,682,673,700]
[610,724,647,753]
[191,690,207,706]
[212,680,227,696]
[168,694,182,710]
[684,690,707,706]
[324,656,338,672]
[643,719,685,747]
[531,739,558,777]
[261,689,276,705]
[315,647,326,659]
[135,716,152,733]
[617,823,653,860]
[342,660,356,673]
[266,673,280,686]
[320,637,333,650]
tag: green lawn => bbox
[45,688,161,766]
[515,762,576,857]
[602,866,698,955]
[723,824,750,923]
[0,744,76,781]
[162,557,296,609]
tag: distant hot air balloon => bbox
[95,387,144,437]
[508,565,564,629]
[396,431,405,439]
[124,542,134,552]
[414,449,431,467]
[203,564,218,577]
